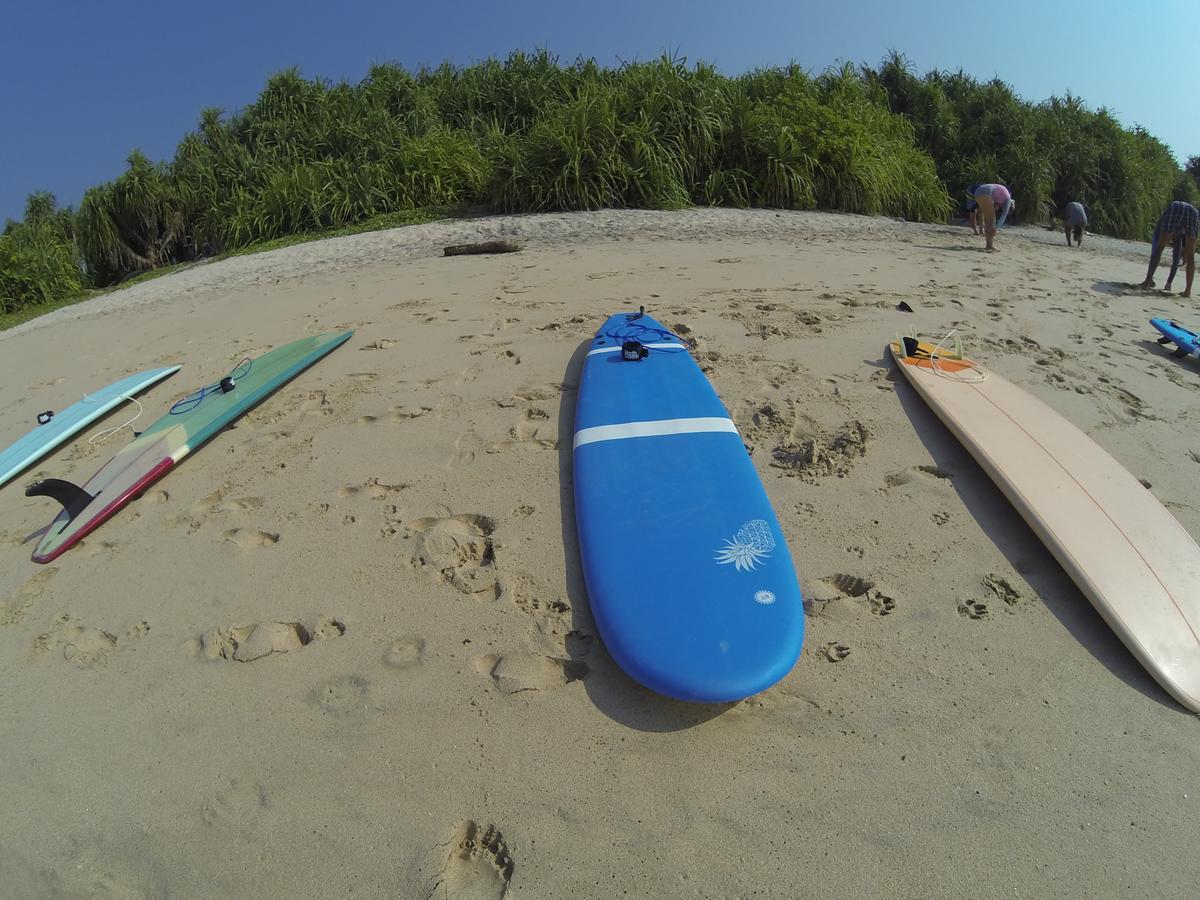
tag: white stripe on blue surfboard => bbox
[573,417,740,448]
[586,342,688,357]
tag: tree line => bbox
[3,51,1196,314]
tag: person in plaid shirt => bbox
[1140,200,1197,298]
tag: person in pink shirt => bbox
[973,183,1015,251]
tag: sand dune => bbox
[0,209,1197,898]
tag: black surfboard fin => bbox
[24,479,95,522]
[1172,347,1189,358]
[1157,337,1171,345]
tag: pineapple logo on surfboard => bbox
[714,519,775,572]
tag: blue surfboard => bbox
[572,311,805,702]
[1151,317,1200,359]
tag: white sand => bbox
[0,209,1197,898]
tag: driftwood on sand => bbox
[443,240,523,257]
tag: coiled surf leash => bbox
[923,329,987,383]
[608,307,691,362]
[169,358,253,415]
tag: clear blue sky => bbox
[2,0,1193,223]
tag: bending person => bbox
[973,183,1015,251]
[1064,202,1087,247]
[1140,201,1197,297]
[1150,223,1186,291]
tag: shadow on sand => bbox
[1136,337,1198,368]
[874,352,1185,714]
[555,338,735,732]
[910,243,990,253]
[1091,280,1169,297]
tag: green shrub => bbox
[7,51,1194,313]
[0,193,83,312]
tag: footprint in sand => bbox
[33,613,133,667]
[431,821,514,900]
[259,391,330,426]
[409,514,499,598]
[982,574,1022,605]
[392,405,433,422]
[513,407,550,437]
[448,431,486,470]
[732,398,789,446]
[0,569,58,627]
[535,315,589,337]
[885,465,954,491]
[63,441,100,461]
[564,630,594,659]
[215,496,265,512]
[75,538,120,558]
[867,590,897,616]
[488,408,557,453]
[383,637,426,669]
[201,777,270,831]
[475,652,589,694]
[300,390,335,418]
[508,588,569,618]
[771,421,870,482]
[512,384,563,403]
[822,573,875,598]
[191,617,345,662]
[824,643,851,662]
[223,528,281,549]
[339,478,410,501]
[360,339,396,351]
[176,482,233,531]
[957,600,989,620]
[338,479,410,536]
[697,349,722,375]
[307,675,369,716]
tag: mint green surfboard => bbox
[27,331,352,563]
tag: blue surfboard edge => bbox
[572,310,805,703]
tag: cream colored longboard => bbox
[891,337,1200,712]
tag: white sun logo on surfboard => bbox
[714,519,775,572]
